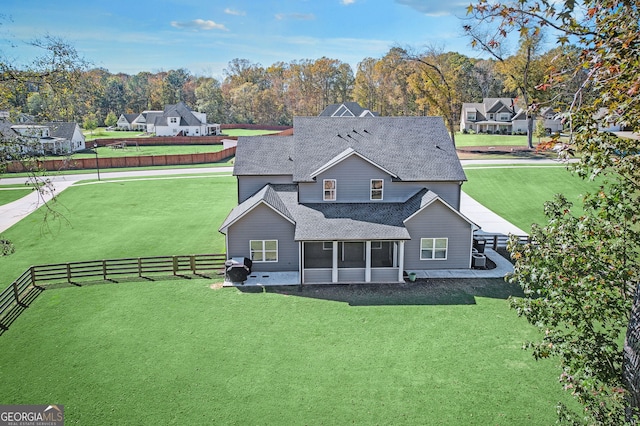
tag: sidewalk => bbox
[0,181,76,233]
[459,191,527,236]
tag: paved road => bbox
[0,160,551,234]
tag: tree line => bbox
[1,40,580,138]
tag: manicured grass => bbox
[0,174,236,287]
[0,188,33,205]
[455,133,531,147]
[53,144,225,160]
[84,129,149,141]
[0,278,571,425]
[222,128,283,136]
[462,165,602,232]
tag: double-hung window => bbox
[250,240,278,262]
[420,238,448,260]
[370,179,383,200]
[323,179,336,201]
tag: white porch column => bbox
[365,241,372,282]
[397,241,405,282]
[332,241,338,283]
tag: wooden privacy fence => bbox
[0,253,227,332]
[6,147,236,173]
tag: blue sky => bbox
[2,0,476,78]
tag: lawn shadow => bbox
[0,285,45,336]
[236,278,525,306]
[0,273,224,335]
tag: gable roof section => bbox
[310,147,398,179]
[233,136,295,176]
[218,184,296,233]
[404,191,479,230]
[221,184,474,241]
[319,102,377,117]
[155,102,202,127]
[42,122,80,140]
[292,116,466,183]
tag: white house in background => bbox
[116,113,146,131]
[3,122,85,154]
[460,98,564,135]
[117,102,221,136]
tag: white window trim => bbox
[250,240,278,263]
[323,179,336,201]
[322,241,333,250]
[370,179,384,201]
[466,112,476,121]
[420,238,448,260]
[371,241,382,249]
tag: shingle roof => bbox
[218,184,296,231]
[292,116,466,182]
[319,102,377,117]
[233,136,295,176]
[42,122,79,140]
[219,183,469,240]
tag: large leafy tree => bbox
[466,0,640,423]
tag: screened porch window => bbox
[250,240,278,262]
[420,238,448,260]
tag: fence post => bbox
[102,260,107,281]
[190,255,196,274]
[493,235,498,250]
[12,281,21,306]
[138,258,142,277]
[66,263,72,283]
[30,267,36,286]
[172,256,178,275]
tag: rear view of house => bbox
[219,116,478,284]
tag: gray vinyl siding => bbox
[226,203,298,272]
[299,155,398,202]
[297,154,462,207]
[404,201,473,270]
[393,181,462,209]
[238,175,294,203]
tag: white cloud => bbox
[170,19,228,31]
[341,0,356,5]
[274,13,316,21]
[395,0,469,17]
[224,8,246,16]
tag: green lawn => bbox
[84,129,149,141]
[54,144,225,160]
[0,166,594,424]
[455,133,531,147]
[0,174,236,287]
[0,188,33,205]
[462,165,602,232]
[222,128,283,136]
[0,278,571,425]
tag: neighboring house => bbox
[116,102,221,135]
[43,122,86,152]
[460,98,563,135]
[0,122,85,155]
[219,116,479,284]
[116,113,145,131]
[319,102,378,117]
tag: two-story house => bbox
[116,102,221,135]
[460,98,563,135]
[219,116,478,284]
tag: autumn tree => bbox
[467,0,640,422]
[464,10,550,148]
